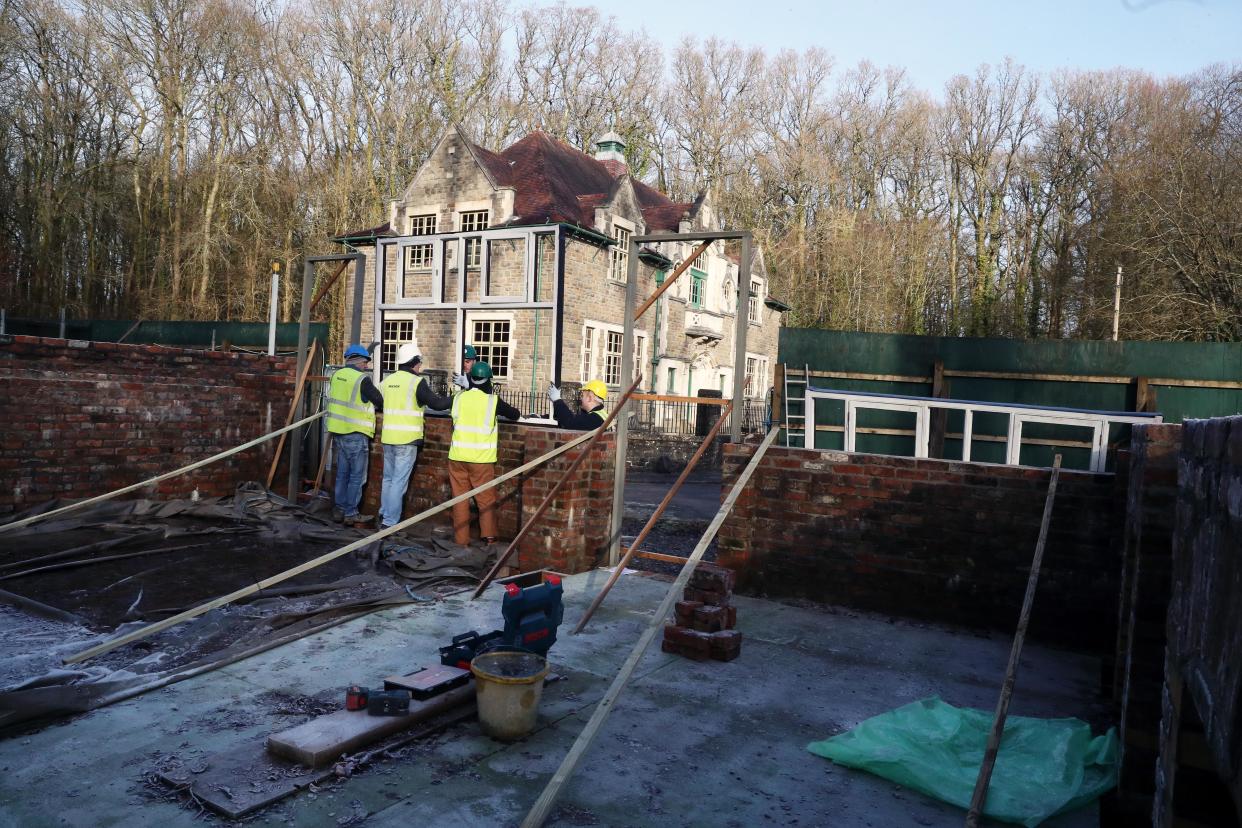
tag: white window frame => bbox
[460,210,489,269]
[470,314,512,381]
[748,279,764,325]
[581,325,598,382]
[610,221,633,283]
[406,213,437,270]
[745,353,769,399]
[380,316,417,375]
[585,318,646,388]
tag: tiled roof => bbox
[482,132,694,232]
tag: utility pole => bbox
[1112,265,1123,342]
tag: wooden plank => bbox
[472,378,643,599]
[572,400,734,634]
[966,456,1062,826]
[631,393,730,405]
[772,363,786,434]
[946,369,1242,390]
[63,426,601,664]
[929,358,948,459]
[266,684,476,768]
[808,369,931,384]
[635,550,689,564]
[265,339,320,489]
[633,240,713,320]
[522,426,780,827]
[308,259,349,314]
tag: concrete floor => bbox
[0,569,1103,827]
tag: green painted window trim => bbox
[689,268,706,308]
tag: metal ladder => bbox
[782,364,809,447]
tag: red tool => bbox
[345,685,369,711]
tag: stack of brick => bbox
[662,563,742,662]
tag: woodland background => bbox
[1,0,1238,340]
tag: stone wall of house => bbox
[0,336,295,514]
[717,444,1124,652]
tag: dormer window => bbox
[748,280,763,324]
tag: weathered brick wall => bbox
[0,336,295,514]
[358,418,615,574]
[1113,424,1182,815]
[717,444,1124,651]
[1154,417,1242,826]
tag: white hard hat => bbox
[396,342,421,366]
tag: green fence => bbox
[4,318,327,351]
[778,329,1242,469]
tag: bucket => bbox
[470,650,550,741]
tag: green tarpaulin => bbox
[807,697,1118,826]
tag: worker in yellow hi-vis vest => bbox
[327,344,384,526]
[378,342,452,530]
[448,361,521,546]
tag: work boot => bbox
[344,513,375,527]
[331,507,345,523]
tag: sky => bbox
[602,0,1242,95]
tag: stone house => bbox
[334,126,787,411]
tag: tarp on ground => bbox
[807,696,1118,827]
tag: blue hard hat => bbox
[343,344,370,361]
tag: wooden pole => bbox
[312,434,333,497]
[521,426,780,828]
[633,240,712,321]
[965,454,1063,827]
[470,377,643,600]
[266,339,320,490]
[62,427,601,665]
[308,260,349,315]
[572,399,734,634]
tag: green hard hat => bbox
[463,344,478,360]
[469,361,492,381]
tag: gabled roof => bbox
[335,130,698,243]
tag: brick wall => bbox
[1112,424,1182,815]
[717,444,1124,651]
[358,418,615,574]
[1154,417,1242,826]
[0,336,295,514]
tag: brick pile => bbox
[662,563,742,662]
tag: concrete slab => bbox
[0,569,1106,827]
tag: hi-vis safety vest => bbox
[590,407,607,426]
[380,372,425,445]
[449,389,499,464]
[327,366,375,438]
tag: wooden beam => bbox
[635,550,689,565]
[633,240,713,321]
[62,426,602,665]
[265,339,320,490]
[573,400,734,634]
[808,369,932,384]
[772,363,786,435]
[966,456,1062,827]
[929,358,948,459]
[631,393,731,405]
[521,426,780,828]
[471,377,643,600]
[308,260,349,315]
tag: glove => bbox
[547,383,561,403]
[452,373,469,389]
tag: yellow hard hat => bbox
[582,380,608,400]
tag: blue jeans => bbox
[380,443,419,528]
[333,432,370,518]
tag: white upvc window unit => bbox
[745,355,769,398]
[610,224,631,283]
[604,330,623,386]
[406,214,436,269]
[460,210,489,268]
[472,317,510,380]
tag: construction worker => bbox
[378,343,453,530]
[451,344,478,392]
[547,380,609,430]
[448,361,521,546]
[327,344,384,526]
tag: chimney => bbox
[594,131,628,177]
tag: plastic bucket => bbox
[470,651,550,741]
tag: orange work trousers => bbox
[448,459,497,546]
